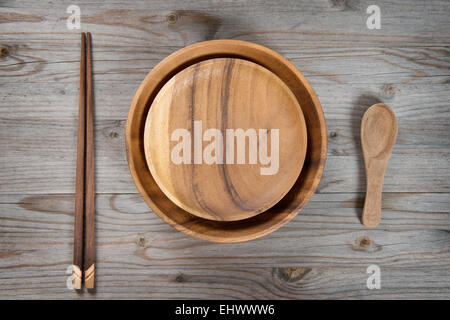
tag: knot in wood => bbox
[109,131,119,139]
[274,267,312,283]
[137,236,146,247]
[382,84,396,98]
[167,13,178,24]
[358,235,371,247]
[1,46,10,57]
[175,273,185,283]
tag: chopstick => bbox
[73,32,86,290]
[84,32,95,289]
[73,32,95,290]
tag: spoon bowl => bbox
[361,104,397,159]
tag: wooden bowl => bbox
[126,40,327,242]
[143,58,307,221]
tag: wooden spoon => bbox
[361,103,398,228]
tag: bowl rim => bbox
[126,39,327,243]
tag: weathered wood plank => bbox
[0,43,448,84]
[1,1,449,93]
[1,118,448,193]
[1,0,449,44]
[0,192,448,299]
[1,81,449,122]
[0,193,448,267]
[0,265,448,299]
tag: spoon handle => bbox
[362,159,386,228]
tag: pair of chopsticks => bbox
[73,32,95,290]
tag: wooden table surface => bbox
[0,0,449,299]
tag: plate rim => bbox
[126,39,327,243]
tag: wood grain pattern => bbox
[361,104,398,228]
[0,0,449,299]
[144,57,307,221]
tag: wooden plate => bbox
[126,40,327,242]
[144,58,307,221]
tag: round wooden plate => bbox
[144,58,307,221]
[126,40,327,242]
